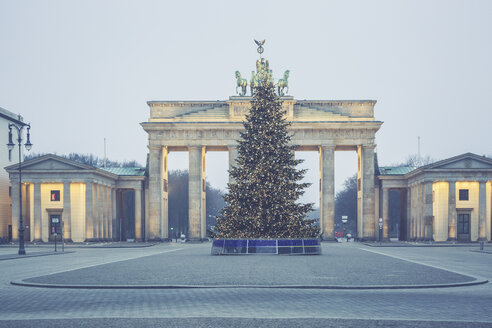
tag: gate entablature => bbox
[146,97,377,123]
[142,98,382,150]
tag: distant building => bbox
[0,107,25,242]
[378,153,492,242]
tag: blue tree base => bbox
[211,239,321,255]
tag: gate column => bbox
[161,146,168,240]
[358,145,376,240]
[189,146,206,240]
[319,145,335,240]
[228,146,239,183]
[147,146,162,240]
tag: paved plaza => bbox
[0,242,491,327]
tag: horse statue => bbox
[250,71,258,95]
[235,71,248,96]
[277,70,290,96]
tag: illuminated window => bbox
[459,189,469,201]
[51,190,60,201]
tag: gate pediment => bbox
[5,154,95,172]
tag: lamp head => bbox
[7,126,14,151]
[24,125,32,151]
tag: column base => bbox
[359,237,377,242]
[187,238,209,243]
[144,238,170,242]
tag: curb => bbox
[470,250,492,254]
[0,243,158,249]
[10,279,488,290]
[362,243,490,248]
[68,243,158,249]
[0,251,74,261]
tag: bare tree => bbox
[24,152,142,168]
[395,154,436,168]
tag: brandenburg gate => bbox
[141,96,382,241]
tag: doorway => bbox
[116,190,135,241]
[457,212,471,242]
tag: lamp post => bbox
[7,120,32,255]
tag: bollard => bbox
[480,240,484,251]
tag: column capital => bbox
[188,145,206,151]
[319,145,336,151]
[362,144,376,150]
[148,145,162,152]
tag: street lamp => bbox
[7,119,32,255]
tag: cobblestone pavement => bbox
[18,242,479,287]
[0,243,491,327]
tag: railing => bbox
[211,238,321,255]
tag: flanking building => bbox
[378,153,492,242]
[4,154,145,243]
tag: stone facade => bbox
[378,153,492,242]
[142,96,382,241]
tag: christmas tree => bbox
[213,55,319,239]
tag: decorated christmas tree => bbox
[213,44,319,239]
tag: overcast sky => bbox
[1,0,491,206]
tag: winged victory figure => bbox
[254,39,265,47]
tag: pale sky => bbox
[1,0,491,206]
